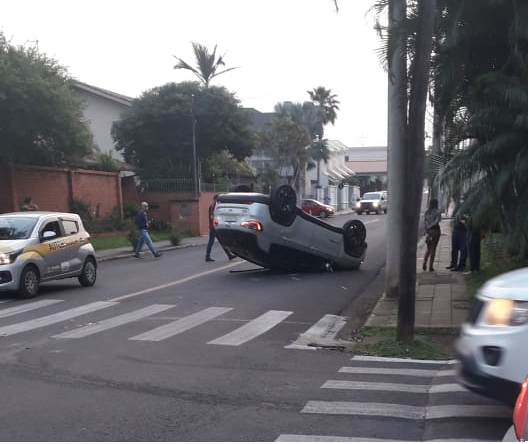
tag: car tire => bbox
[269,185,297,226]
[343,220,367,255]
[18,265,40,298]
[78,257,97,287]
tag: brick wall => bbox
[0,163,122,219]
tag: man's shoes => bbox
[453,266,465,271]
[446,265,455,269]
[429,267,434,272]
[134,254,143,260]
[422,262,427,271]
[205,257,215,262]
[154,252,163,258]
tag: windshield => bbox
[363,193,381,200]
[0,217,38,240]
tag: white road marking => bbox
[52,304,175,339]
[301,401,511,419]
[0,301,117,336]
[0,299,63,318]
[129,306,233,342]
[351,355,457,365]
[338,366,455,377]
[208,310,293,346]
[285,314,347,349]
[322,380,467,393]
[109,262,238,302]
[276,434,401,442]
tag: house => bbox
[345,146,388,194]
[71,81,133,163]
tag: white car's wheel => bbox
[78,257,97,287]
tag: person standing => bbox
[446,215,468,271]
[422,198,442,272]
[20,197,39,211]
[205,194,236,262]
[134,201,162,259]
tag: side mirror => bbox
[42,230,56,240]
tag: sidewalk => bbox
[364,217,470,329]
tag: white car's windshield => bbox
[0,217,38,240]
[363,193,381,200]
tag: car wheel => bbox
[78,257,97,287]
[343,220,367,254]
[18,265,40,298]
[269,185,297,226]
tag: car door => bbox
[59,217,85,274]
[37,217,77,279]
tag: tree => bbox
[0,33,92,166]
[396,0,436,342]
[111,81,254,179]
[307,86,340,186]
[173,42,238,88]
[257,115,310,195]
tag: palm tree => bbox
[307,87,340,187]
[173,42,238,87]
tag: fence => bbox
[139,178,236,194]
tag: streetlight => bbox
[191,94,198,196]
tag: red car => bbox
[301,199,334,218]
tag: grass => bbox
[352,327,459,360]
[91,230,173,251]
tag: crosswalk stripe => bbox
[276,434,401,442]
[0,301,118,336]
[285,314,347,349]
[0,299,63,319]
[52,304,175,339]
[129,307,233,342]
[322,380,467,393]
[276,434,481,442]
[351,355,458,365]
[338,366,456,377]
[208,310,293,346]
[301,401,511,419]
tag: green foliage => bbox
[111,81,254,179]
[353,327,457,360]
[0,33,92,166]
[127,229,138,251]
[168,232,182,246]
[97,152,120,172]
[123,201,138,220]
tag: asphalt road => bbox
[0,213,511,441]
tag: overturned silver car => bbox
[214,185,367,272]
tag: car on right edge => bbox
[454,267,528,406]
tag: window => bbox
[62,220,79,235]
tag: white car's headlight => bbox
[0,249,23,265]
[355,202,361,208]
[373,202,379,207]
[482,299,528,326]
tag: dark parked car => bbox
[214,185,367,272]
[301,198,334,218]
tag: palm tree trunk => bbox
[397,0,436,342]
[385,0,407,301]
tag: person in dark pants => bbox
[423,198,442,272]
[446,216,467,271]
[205,194,236,262]
[465,214,481,273]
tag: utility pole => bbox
[191,94,198,196]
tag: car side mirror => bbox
[42,230,56,240]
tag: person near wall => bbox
[422,198,442,272]
[134,201,162,259]
[446,215,468,271]
[205,194,236,262]
[19,197,39,211]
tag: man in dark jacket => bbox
[134,201,162,259]
[446,215,467,271]
[205,194,236,262]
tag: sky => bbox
[2,0,389,147]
